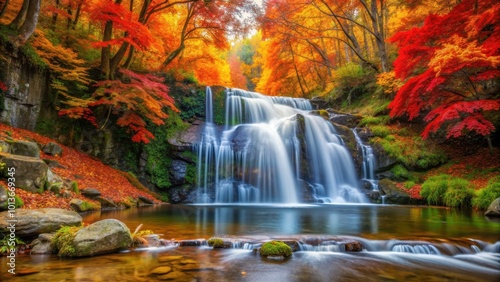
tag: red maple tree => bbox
[389,0,500,151]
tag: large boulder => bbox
[7,140,40,158]
[169,160,188,186]
[0,153,48,192]
[485,198,500,218]
[168,121,205,151]
[80,188,101,198]
[0,208,82,236]
[378,179,411,204]
[328,111,362,128]
[72,219,132,257]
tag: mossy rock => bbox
[259,240,292,258]
[207,237,225,248]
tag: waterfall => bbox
[196,87,366,203]
[353,129,378,191]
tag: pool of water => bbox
[2,204,499,281]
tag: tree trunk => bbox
[51,0,60,30]
[100,0,123,79]
[72,1,83,29]
[10,0,28,27]
[16,0,40,46]
[0,0,10,18]
[486,135,493,154]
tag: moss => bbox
[403,181,416,189]
[207,237,225,248]
[259,241,292,258]
[391,164,410,179]
[71,181,79,194]
[472,177,500,210]
[52,225,83,257]
[370,125,391,138]
[359,115,390,126]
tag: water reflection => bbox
[84,204,500,242]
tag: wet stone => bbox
[150,266,173,275]
[178,259,198,265]
[157,271,192,281]
[178,240,205,247]
[158,255,183,263]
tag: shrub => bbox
[259,241,292,258]
[403,181,416,189]
[420,174,451,205]
[472,177,500,210]
[443,179,474,207]
[391,164,410,179]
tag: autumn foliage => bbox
[0,123,158,209]
[60,69,178,143]
[389,0,500,140]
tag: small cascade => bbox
[392,244,441,254]
[196,86,218,202]
[353,129,378,191]
[196,88,366,203]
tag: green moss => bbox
[71,181,79,194]
[359,116,390,126]
[370,125,391,138]
[391,164,410,179]
[472,177,500,210]
[52,225,83,257]
[207,237,225,248]
[259,241,292,258]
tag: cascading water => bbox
[196,87,366,203]
[353,129,378,191]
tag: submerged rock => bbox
[0,208,82,236]
[259,240,292,258]
[485,198,500,218]
[72,219,132,257]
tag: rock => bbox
[43,159,66,169]
[378,179,410,204]
[0,140,10,153]
[72,219,133,257]
[342,240,363,252]
[7,140,40,158]
[142,234,161,247]
[310,96,327,109]
[0,208,82,236]
[169,160,188,185]
[157,271,192,281]
[168,185,200,204]
[329,112,362,128]
[168,122,205,151]
[42,142,63,156]
[138,196,155,205]
[158,255,183,262]
[372,143,399,172]
[485,198,500,218]
[0,186,7,211]
[80,188,101,198]
[95,196,117,208]
[150,266,172,275]
[0,153,48,192]
[259,240,292,258]
[31,233,56,254]
[178,240,206,247]
[70,199,96,212]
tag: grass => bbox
[420,174,474,207]
[472,176,500,210]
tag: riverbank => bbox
[0,123,160,210]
